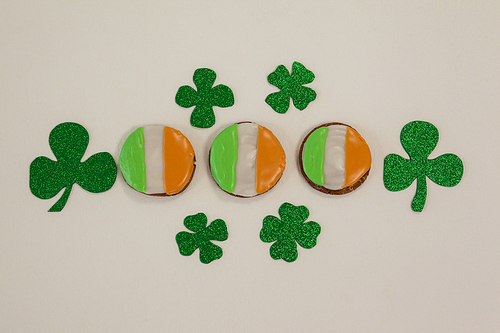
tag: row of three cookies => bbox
[119,122,371,197]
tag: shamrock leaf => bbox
[260,202,321,262]
[265,61,317,114]
[176,213,228,264]
[29,122,117,212]
[175,68,234,129]
[384,121,464,212]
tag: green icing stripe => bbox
[119,127,146,193]
[303,127,328,186]
[210,124,238,193]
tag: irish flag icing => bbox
[119,126,195,195]
[302,124,371,190]
[210,122,286,197]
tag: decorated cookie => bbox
[299,122,371,195]
[119,125,196,196]
[209,122,286,197]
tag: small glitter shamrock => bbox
[175,213,228,264]
[265,61,317,114]
[175,68,234,129]
[260,202,321,262]
[29,122,117,212]
[384,120,464,212]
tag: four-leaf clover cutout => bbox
[176,213,228,264]
[29,122,117,212]
[175,68,234,129]
[384,120,464,212]
[265,61,317,113]
[260,202,321,262]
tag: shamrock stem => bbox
[411,174,427,212]
[48,186,72,212]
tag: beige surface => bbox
[1,1,500,332]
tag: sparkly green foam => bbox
[30,122,117,212]
[260,202,321,262]
[265,61,317,113]
[384,121,464,212]
[176,213,228,264]
[176,68,234,128]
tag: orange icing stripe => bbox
[255,125,286,194]
[344,127,371,188]
[163,127,195,195]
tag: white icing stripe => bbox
[143,126,165,194]
[323,125,347,190]
[233,123,258,197]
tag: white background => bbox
[1,1,500,332]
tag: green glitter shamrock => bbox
[260,202,321,262]
[29,122,117,212]
[176,213,228,264]
[265,61,317,114]
[384,121,464,212]
[175,68,234,128]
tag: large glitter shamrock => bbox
[260,202,321,262]
[175,68,234,128]
[29,122,117,212]
[176,213,228,264]
[384,120,464,212]
[265,61,316,113]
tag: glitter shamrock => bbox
[175,213,228,264]
[260,202,321,262]
[29,122,117,212]
[265,61,317,114]
[175,68,234,129]
[384,120,464,212]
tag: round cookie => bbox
[209,122,286,197]
[119,125,196,196]
[299,122,371,195]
